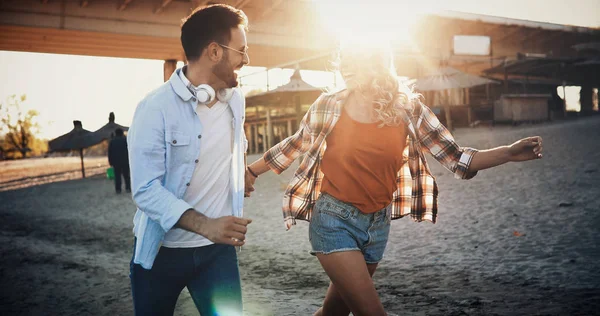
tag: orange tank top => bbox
[320,107,407,214]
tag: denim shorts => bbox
[309,193,391,264]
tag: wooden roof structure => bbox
[1,1,599,77]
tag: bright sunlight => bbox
[314,0,443,48]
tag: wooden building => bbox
[1,0,598,136]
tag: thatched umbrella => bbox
[88,112,129,145]
[48,120,97,178]
[245,69,324,107]
[245,69,324,151]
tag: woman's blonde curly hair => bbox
[334,42,419,127]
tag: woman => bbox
[245,42,543,316]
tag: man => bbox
[107,128,131,194]
[127,4,252,315]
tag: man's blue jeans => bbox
[130,241,242,316]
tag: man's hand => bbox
[508,136,543,162]
[177,210,252,246]
[202,216,252,246]
[244,168,257,197]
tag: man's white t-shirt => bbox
[162,100,233,248]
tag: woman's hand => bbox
[508,136,543,162]
[244,168,257,197]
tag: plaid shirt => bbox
[263,90,479,229]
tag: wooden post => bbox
[287,119,293,138]
[444,104,453,131]
[465,88,472,125]
[247,124,253,154]
[562,81,567,118]
[294,95,302,130]
[261,124,267,153]
[79,148,86,178]
[266,70,270,91]
[444,89,453,131]
[503,60,509,94]
[266,108,273,149]
[164,59,177,82]
[253,124,259,154]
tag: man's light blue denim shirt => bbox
[127,68,247,269]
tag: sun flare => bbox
[314,0,442,49]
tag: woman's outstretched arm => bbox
[468,137,543,172]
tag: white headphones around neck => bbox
[194,84,234,104]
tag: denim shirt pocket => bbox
[167,131,192,164]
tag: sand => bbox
[1,116,599,316]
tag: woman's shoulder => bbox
[307,90,340,112]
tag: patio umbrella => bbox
[413,67,497,91]
[48,120,96,178]
[413,67,497,130]
[88,112,129,145]
[245,68,324,107]
[244,69,325,152]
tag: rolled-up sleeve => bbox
[263,95,323,174]
[127,101,192,232]
[416,103,479,180]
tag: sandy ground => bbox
[0,157,109,192]
[1,117,599,316]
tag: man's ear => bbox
[206,42,222,62]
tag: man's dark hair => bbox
[181,4,248,62]
[115,128,124,137]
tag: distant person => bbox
[127,4,252,316]
[107,128,130,194]
[244,41,544,316]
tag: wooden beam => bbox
[493,26,526,44]
[522,28,545,42]
[530,30,567,48]
[235,0,251,9]
[0,25,327,69]
[0,25,185,61]
[261,0,284,19]
[80,0,89,8]
[41,0,49,3]
[118,0,134,11]
[154,0,173,14]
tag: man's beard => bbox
[212,54,240,88]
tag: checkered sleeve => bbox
[263,95,321,174]
[416,102,479,180]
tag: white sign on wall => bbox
[453,35,491,56]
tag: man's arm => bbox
[176,209,251,245]
[128,102,250,246]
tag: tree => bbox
[0,94,45,159]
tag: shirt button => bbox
[186,183,190,186]
[197,135,202,139]
[194,159,199,163]
[172,140,177,144]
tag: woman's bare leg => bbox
[314,261,379,316]
[312,251,385,316]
